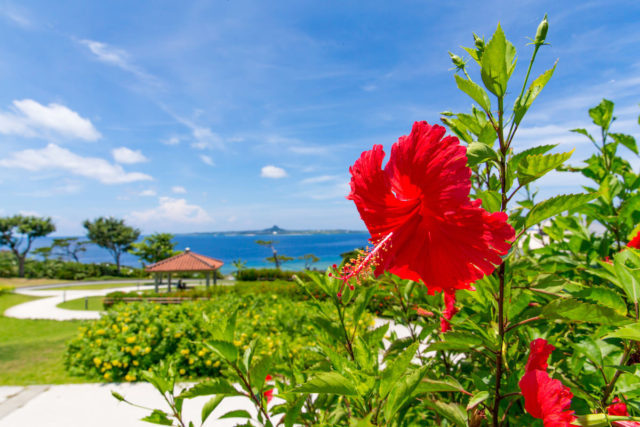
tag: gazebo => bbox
[145,248,224,292]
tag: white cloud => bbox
[200,154,214,166]
[172,186,187,194]
[0,99,101,141]
[261,165,287,179]
[139,189,157,197]
[112,147,148,164]
[129,197,212,224]
[289,145,328,155]
[307,182,350,200]
[300,175,340,185]
[0,143,152,184]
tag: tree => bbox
[32,246,53,261]
[266,254,293,267]
[83,217,140,273]
[232,259,247,272]
[129,233,177,266]
[298,253,319,270]
[256,240,282,269]
[51,237,89,262]
[0,215,56,277]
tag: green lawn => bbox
[0,278,69,289]
[57,296,105,311]
[0,293,93,385]
[39,282,152,291]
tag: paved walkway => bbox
[0,383,279,427]
[6,284,152,320]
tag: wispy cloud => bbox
[0,99,101,141]
[300,175,341,185]
[0,3,33,29]
[79,39,160,86]
[200,154,214,166]
[139,189,157,197]
[0,144,151,184]
[171,185,187,194]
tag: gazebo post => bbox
[206,271,210,289]
[214,270,217,286]
[154,273,159,293]
[168,273,172,293]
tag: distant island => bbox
[187,225,367,236]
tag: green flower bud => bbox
[534,14,549,46]
[448,52,466,71]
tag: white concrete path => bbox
[0,383,282,427]
[5,285,151,320]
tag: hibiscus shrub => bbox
[116,17,640,427]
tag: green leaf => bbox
[141,409,173,426]
[510,144,557,169]
[201,395,225,424]
[384,365,429,421]
[352,286,376,327]
[589,99,615,131]
[467,391,490,411]
[517,150,574,184]
[204,340,238,363]
[475,190,501,213]
[542,299,631,326]
[571,128,596,143]
[223,309,238,342]
[424,400,468,427]
[380,342,419,398]
[414,377,467,394]
[250,356,273,389]
[219,409,252,419]
[466,142,499,167]
[570,287,627,315]
[525,193,597,228]
[179,379,238,398]
[454,75,491,112]
[480,23,516,97]
[604,323,640,341]
[611,133,638,155]
[614,251,640,304]
[284,395,306,427]
[514,61,557,125]
[293,372,358,396]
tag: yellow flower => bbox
[179,369,186,375]
[121,325,129,332]
[144,346,151,354]
[126,336,136,344]
[213,361,221,368]
[124,374,136,382]
[96,329,105,335]
[197,350,205,357]
[133,360,139,366]
[104,372,112,380]
[180,349,189,355]
[93,357,102,366]
[205,360,212,366]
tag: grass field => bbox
[0,278,68,289]
[57,296,105,311]
[0,293,92,385]
[39,282,152,291]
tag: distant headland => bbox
[186,225,366,236]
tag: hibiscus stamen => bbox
[336,232,393,297]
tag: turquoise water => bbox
[34,233,371,274]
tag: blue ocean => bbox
[34,233,371,274]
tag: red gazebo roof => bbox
[145,248,224,272]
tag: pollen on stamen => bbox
[335,232,393,297]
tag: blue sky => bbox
[0,0,639,235]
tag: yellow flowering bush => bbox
[65,293,365,382]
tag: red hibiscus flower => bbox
[607,397,640,427]
[440,291,459,333]
[346,121,514,294]
[264,374,274,404]
[519,338,576,426]
[629,230,640,249]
